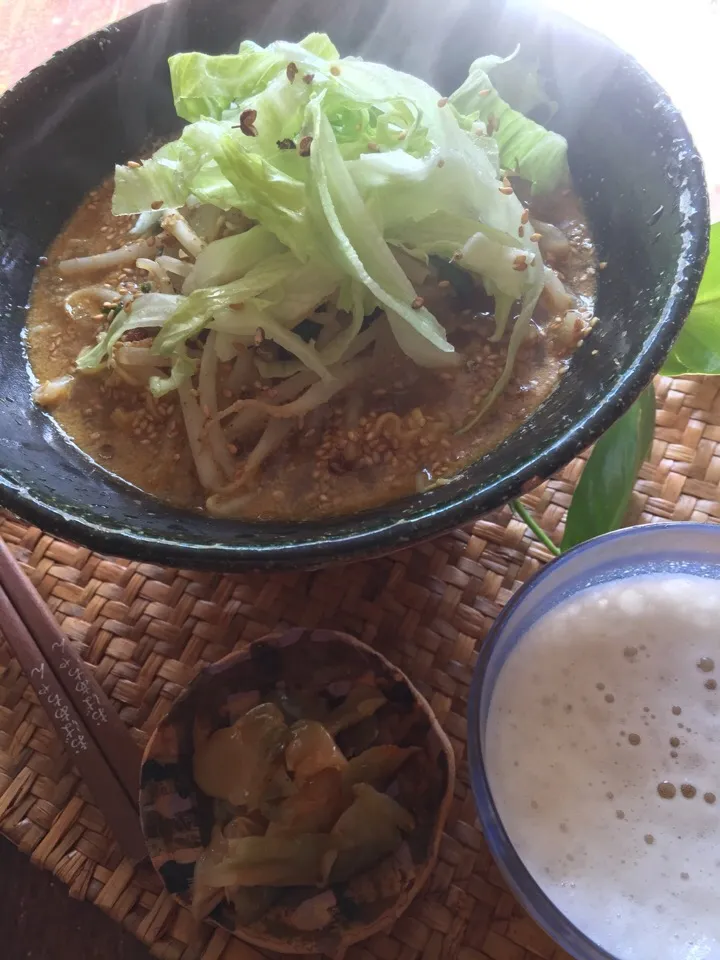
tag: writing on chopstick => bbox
[30,662,89,755]
[51,637,108,726]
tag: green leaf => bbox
[560,385,656,552]
[661,221,720,376]
[511,500,560,556]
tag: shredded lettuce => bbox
[112,121,228,215]
[213,134,317,260]
[298,33,340,61]
[450,59,568,195]
[183,227,284,293]
[208,303,333,380]
[149,352,197,397]
[307,96,456,367]
[317,280,365,366]
[168,35,338,123]
[169,45,282,124]
[259,259,342,326]
[113,139,200,214]
[153,252,304,354]
[472,47,558,121]
[76,293,185,369]
[94,32,571,409]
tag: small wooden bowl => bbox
[140,628,455,955]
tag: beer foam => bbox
[486,575,720,960]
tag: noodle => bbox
[161,211,206,258]
[58,239,157,275]
[136,258,174,294]
[177,379,225,492]
[198,331,236,481]
[217,359,369,422]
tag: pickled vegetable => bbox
[193,819,275,921]
[266,767,345,837]
[330,784,414,882]
[188,654,435,934]
[201,834,338,887]
[342,745,418,791]
[335,715,380,758]
[274,686,328,724]
[346,841,416,905]
[285,719,347,781]
[223,815,260,840]
[192,825,237,919]
[288,891,337,931]
[230,886,279,925]
[193,703,288,809]
[325,685,387,735]
[264,766,296,803]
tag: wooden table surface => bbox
[0,835,150,958]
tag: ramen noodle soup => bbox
[486,574,720,960]
[26,33,596,520]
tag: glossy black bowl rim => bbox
[0,7,709,570]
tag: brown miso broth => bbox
[26,178,596,520]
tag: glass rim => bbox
[467,521,720,960]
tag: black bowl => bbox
[0,0,708,571]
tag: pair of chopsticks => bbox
[0,537,146,861]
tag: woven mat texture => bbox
[0,373,718,960]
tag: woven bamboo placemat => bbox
[0,373,717,960]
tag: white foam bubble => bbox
[486,574,720,960]
[618,588,646,616]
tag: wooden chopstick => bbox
[0,543,146,861]
[0,537,141,797]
